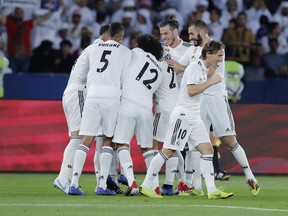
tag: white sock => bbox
[184,149,194,188]
[164,154,178,185]
[142,151,167,189]
[191,149,202,191]
[110,147,118,182]
[201,154,216,193]
[58,136,81,183]
[99,146,113,190]
[118,147,135,187]
[143,150,156,169]
[70,144,89,188]
[176,151,186,183]
[94,136,103,188]
[230,143,255,180]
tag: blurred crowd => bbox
[0,0,288,79]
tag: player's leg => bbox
[97,98,120,196]
[113,101,138,195]
[54,91,84,194]
[94,135,103,190]
[192,122,233,199]
[153,112,178,195]
[69,135,94,195]
[209,95,260,195]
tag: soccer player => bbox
[170,20,260,196]
[53,36,90,195]
[91,24,123,194]
[53,24,122,195]
[68,22,132,196]
[112,33,164,196]
[158,15,191,195]
[140,40,233,199]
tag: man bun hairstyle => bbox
[159,14,179,30]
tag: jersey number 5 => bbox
[136,62,158,90]
[97,50,112,73]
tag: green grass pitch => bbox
[1,173,288,216]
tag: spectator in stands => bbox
[0,7,54,73]
[245,43,266,81]
[54,40,75,73]
[73,26,93,58]
[159,0,184,32]
[53,22,71,50]
[222,12,255,68]
[245,0,272,35]
[31,7,62,50]
[208,7,224,41]
[194,1,210,24]
[65,0,94,27]
[262,38,287,78]
[272,1,288,38]
[260,22,288,55]
[29,40,57,73]
[255,15,269,42]
[111,0,137,26]
[220,0,239,28]
[136,8,153,34]
[68,10,85,52]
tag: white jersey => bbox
[121,48,163,110]
[63,48,89,95]
[93,38,103,44]
[179,45,227,96]
[154,61,178,114]
[86,40,132,99]
[173,59,207,124]
[163,39,191,87]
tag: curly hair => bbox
[137,34,163,61]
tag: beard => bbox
[194,34,203,46]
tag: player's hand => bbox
[211,74,222,84]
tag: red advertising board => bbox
[0,100,288,174]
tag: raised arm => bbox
[33,11,54,27]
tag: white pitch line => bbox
[0,203,288,213]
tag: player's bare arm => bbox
[166,59,187,74]
[187,74,221,96]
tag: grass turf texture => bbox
[1,173,287,216]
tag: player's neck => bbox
[170,37,181,49]
[201,36,211,47]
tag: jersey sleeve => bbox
[178,48,190,66]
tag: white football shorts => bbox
[163,113,210,151]
[153,112,171,143]
[201,94,236,137]
[62,89,85,134]
[113,100,153,148]
[79,97,120,137]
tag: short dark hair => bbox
[99,24,110,36]
[201,40,225,60]
[190,20,208,33]
[137,34,163,61]
[159,15,179,30]
[108,22,124,37]
[60,39,72,48]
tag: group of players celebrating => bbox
[53,16,260,199]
